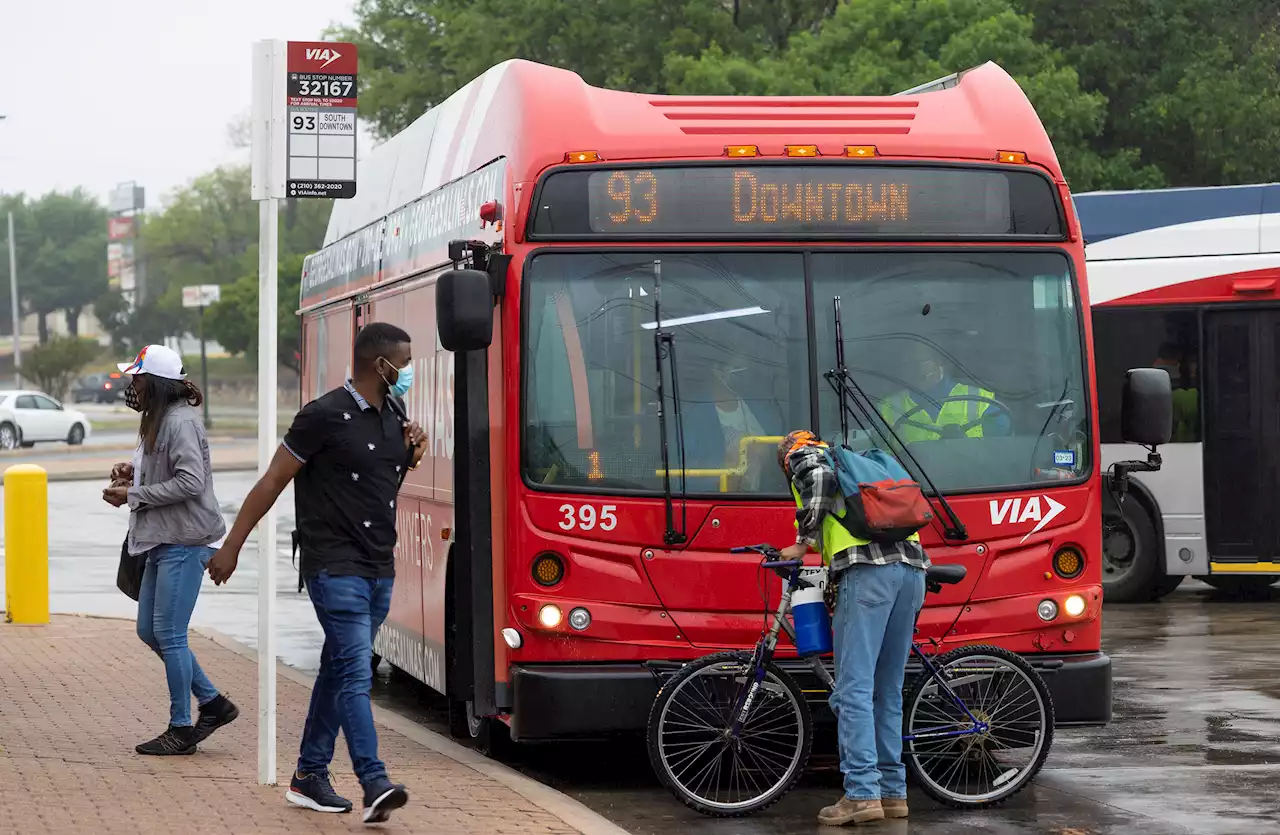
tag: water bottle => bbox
[791,584,833,656]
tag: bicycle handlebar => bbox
[731,543,782,559]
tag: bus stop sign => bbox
[286,41,357,199]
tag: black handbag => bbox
[116,539,147,601]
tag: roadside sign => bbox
[285,41,357,200]
[182,285,222,308]
[108,182,144,214]
[108,216,134,240]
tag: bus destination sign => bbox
[530,165,1064,239]
[286,41,358,200]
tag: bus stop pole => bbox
[256,196,279,786]
[251,37,286,787]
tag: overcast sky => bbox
[1,0,359,209]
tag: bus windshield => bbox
[523,249,1089,496]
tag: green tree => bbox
[22,190,108,342]
[203,253,306,373]
[19,335,100,400]
[664,0,1160,190]
[339,0,837,138]
[1019,0,1280,186]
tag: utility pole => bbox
[7,211,18,388]
[198,302,211,427]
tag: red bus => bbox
[299,60,1167,748]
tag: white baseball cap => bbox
[117,344,187,380]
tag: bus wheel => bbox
[1102,501,1158,603]
[461,700,512,758]
[1200,576,1277,600]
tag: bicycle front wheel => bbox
[647,651,813,817]
[903,644,1054,808]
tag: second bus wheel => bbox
[1102,498,1159,603]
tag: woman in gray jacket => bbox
[103,344,239,756]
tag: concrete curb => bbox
[195,626,633,835]
[44,463,259,483]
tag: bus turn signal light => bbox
[998,150,1028,164]
[565,150,601,163]
[1053,547,1084,580]
[785,145,819,157]
[846,145,878,158]
[725,145,758,157]
[532,553,565,587]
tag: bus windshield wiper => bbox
[651,259,688,545]
[826,297,967,542]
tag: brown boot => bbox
[881,797,908,819]
[818,796,885,826]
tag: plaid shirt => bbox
[787,445,931,576]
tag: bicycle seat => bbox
[925,564,967,586]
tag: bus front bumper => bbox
[507,651,1111,741]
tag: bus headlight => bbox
[568,607,591,631]
[538,604,563,628]
[1037,599,1058,622]
[1064,594,1086,618]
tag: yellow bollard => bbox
[4,464,48,624]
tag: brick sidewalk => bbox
[0,616,588,834]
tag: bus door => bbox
[1203,308,1280,563]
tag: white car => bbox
[0,390,92,449]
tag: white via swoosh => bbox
[1020,496,1066,544]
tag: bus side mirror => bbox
[1121,367,1172,447]
[437,269,494,352]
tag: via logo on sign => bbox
[989,495,1066,544]
[306,47,343,69]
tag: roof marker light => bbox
[725,145,758,157]
[845,145,878,158]
[565,150,601,163]
[998,150,1028,164]
[784,145,819,157]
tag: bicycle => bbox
[646,544,1055,817]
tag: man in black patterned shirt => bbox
[775,430,928,827]
[208,323,428,824]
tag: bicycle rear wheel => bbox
[903,644,1054,808]
[647,651,812,817]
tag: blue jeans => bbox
[829,562,926,801]
[298,572,393,786]
[136,544,220,727]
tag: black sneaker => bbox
[136,725,197,756]
[285,771,353,814]
[361,777,408,824]
[192,694,239,743]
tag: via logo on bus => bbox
[989,495,1066,544]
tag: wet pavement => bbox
[0,472,326,671]
[367,587,1280,834]
[6,477,1280,833]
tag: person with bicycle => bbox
[776,430,930,826]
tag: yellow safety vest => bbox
[879,383,996,443]
[790,484,919,566]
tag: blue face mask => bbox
[381,359,414,397]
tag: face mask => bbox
[380,358,414,398]
[124,384,142,412]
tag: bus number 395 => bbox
[558,504,618,532]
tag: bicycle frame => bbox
[727,560,989,744]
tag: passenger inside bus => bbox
[681,359,784,491]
